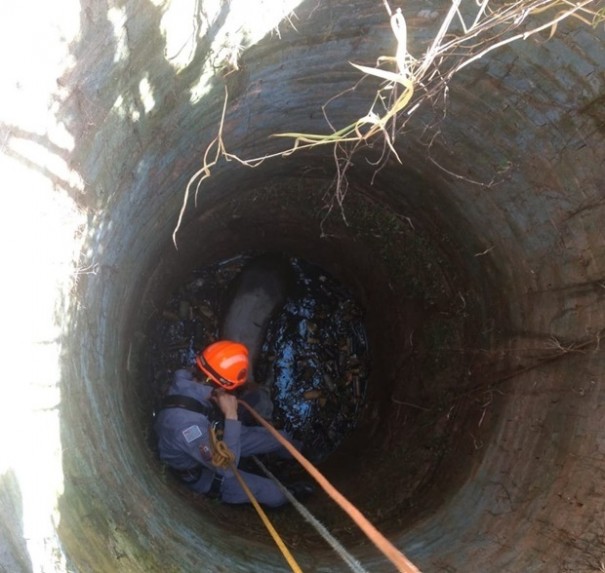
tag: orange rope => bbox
[237,400,422,573]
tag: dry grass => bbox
[174,0,605,243]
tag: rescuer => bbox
[154,340,313,506]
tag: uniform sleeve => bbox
[177,419,242,478]
[174,420,214,471]
[220,419,242,474]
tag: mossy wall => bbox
[2,1,604,572]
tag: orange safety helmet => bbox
[195,340,249,390]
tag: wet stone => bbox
[149,254,369,463]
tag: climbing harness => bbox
[209,425,304,573]
[237,399,421,573]
[160,393,220,421]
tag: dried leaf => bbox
[303,389,322,400]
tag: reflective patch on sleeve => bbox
[182,425,202,443]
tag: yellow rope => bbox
[209,425,235,469]
[209,427,304,573]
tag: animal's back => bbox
[220,254,294,378]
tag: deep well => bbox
[2,1,605,572]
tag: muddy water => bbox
[149,254,369,462]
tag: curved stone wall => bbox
[2,1,604,572]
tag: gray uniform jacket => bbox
[155,369,296,507]
[155,369,241,493]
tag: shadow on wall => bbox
[49,0,486,569]
[0,0,235,214]
[59,0,229,212]
[4,0,605,571]
[55,0,228,558]
[51,1,325,572]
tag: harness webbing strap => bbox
[161,394,215,417]
[161,395,225,497]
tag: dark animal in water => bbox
[220,255,294,421]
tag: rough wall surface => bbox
[1,0,604,572]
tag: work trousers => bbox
[192,425,299,507]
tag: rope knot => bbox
[210,425,236,469]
